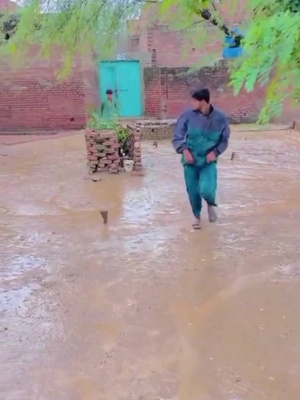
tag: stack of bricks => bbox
[85,129,120,174]
[132,119,175,140]
[126,124,142,171]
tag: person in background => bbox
[172,88,231,230]
[101,89,118,120]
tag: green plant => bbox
[156,0,300,122]
[87,111,130,155]
[7,0,300,122]
[115,124,130,152]
[87,110,116,131]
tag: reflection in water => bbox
[1,131,300,399]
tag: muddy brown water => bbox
[1,130,300,400]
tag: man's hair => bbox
[106,89,113,95]
[191,88,210,103]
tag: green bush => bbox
[87,111,130,156]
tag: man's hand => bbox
[207,151,217,163]
[183,149,194,164]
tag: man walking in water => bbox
[172,88,230,229]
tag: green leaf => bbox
[3,0,300,123]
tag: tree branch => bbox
[197,6,244,44]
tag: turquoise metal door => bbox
[116,61,142,117]
[99,62,117,104]
[100,60,143,117]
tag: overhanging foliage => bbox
[1,0,300,121]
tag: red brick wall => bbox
[81,53,100,114]
[144,62,265,123]
[132,3,299,124]
[0,53,99,133]
[128,1,248,67]
[145,27,221,67]
[280,100,299,124]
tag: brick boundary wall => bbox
[0,52,100,133]
[144,62,266,123]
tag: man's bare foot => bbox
[207,205,218,222]
[192,218,201,230]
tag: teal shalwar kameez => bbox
[172,107,230,219]
[101,98,118,120]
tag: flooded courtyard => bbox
[1,128,300,400]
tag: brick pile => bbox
[126,124,142,171]
[85,129,120,174]
[132,119,175,140]
[85,127,143,174]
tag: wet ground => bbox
[1,129,300,400]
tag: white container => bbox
[124,160,134,173]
